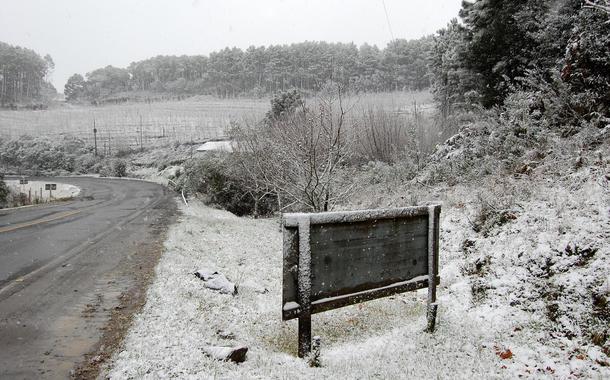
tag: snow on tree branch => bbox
[584,0,610,15]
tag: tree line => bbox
[0,41,55,107]
[64,38,432,102]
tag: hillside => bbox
[103,121,610,378]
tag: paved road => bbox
[0,177,176,379]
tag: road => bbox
[0,177,177,379]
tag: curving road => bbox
[0,177,176,379]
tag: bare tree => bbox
[231,84,354,212]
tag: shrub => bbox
[0,174,9,208]
[180,153,275,217]
[74,154,98,174]
[265,89,303,121]
[115,147,136,158]
[353,106,413,163]
[0,135,81,173]
[112,159,127,177]
[469,179,525,236]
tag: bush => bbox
[180,153,275,217]
[74,154,98,174]
[353,107,413,164]
[265,89,303,121]
[112,159,127,177]
[0,174,9,208]
[115,147,136,158]
[0,135,86,173]
[469,179,526,236]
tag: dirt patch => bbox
[71,198,178,379]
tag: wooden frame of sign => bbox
[282,205,441,358]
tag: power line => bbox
[382,0,395,41]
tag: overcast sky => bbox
[0,0,462,90]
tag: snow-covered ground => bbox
[5,180,80,201]
[104,168,610,379]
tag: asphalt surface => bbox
[0,177,176,379]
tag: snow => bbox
[5,180,80,201]
[297,217,311,311]
[196,140,235,152]
[283,205,431,227]
[194,269,236,295]
[104,168,609,378]
[283,301,300,312]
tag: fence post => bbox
[426,205,441,332]
[93,119,98,156]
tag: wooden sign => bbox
[282,205,441,357]
[45,184,57,190]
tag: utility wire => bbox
[382,0,395,41]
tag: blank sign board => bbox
[309,216,428,298]
[282,205,440,319]
[282,205,441,357]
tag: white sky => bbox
[0,0,462,90]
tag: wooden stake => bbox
[426,205,440,332]
[93,119,98,157]
[297,217,312,358]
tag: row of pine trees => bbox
[0,42,55,106]
[63,38,433,101]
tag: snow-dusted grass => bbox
[104,170,609,379]
[105,201,497,379]
[348,168,610,378]
[5,179,80,201]
[0,97,268,145]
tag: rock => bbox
[194,269,237,295]
[202,345,248,363]
[515,163,532,175]
[216,329,235,339]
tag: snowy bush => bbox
[179,153,276,217]
[0,135,94,174]
[112,159,127,177]
[0,174,9,208]
[352,106,415,164]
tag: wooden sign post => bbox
[45,183,57,199]
[282,205,441,358]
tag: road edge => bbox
[71,195,179,379]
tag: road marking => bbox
[0,191,167,300]
[0,210,81,233]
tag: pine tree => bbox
[64,74,85,101]
[459,0,550,107]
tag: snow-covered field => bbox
[5,180,80,201]
[104,168,609,379]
